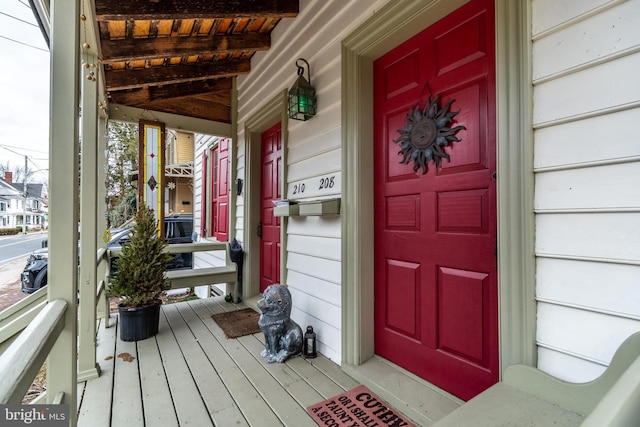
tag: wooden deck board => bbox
[196,298,353,424]
[189,299,284,426]
[163,303,248,426]
[204,320,309,425]
[77,316,117,427]
[173,302,250,426]
[136,326,179,427]
[111,329,144,426]
[155,307,213,426]
[78,296,368,427]
[238,334,329,406]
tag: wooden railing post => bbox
[96,116,110,327]
[78,51,100,382]
[47,0,80,424]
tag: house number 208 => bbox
[319,176,335,190]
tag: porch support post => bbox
[495,0,536,368]
[47,0,80,421]
[96,116,110,325]
[78,52,100,382]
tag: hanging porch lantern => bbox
[288,58,316,121]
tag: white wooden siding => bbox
[532,0,640,381]
[534,108,640,168]
[537,302,640,366]
[532,0,640,82]
[232,0,388,364]
[193,133,212,240]
[533,52,640,126]
[537,258,640,319]
[531,0,623,36]
[535,163,640,210]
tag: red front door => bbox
[260,123,282,292]
[373,0,497,401]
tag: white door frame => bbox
[242,90,290,301]
[340,0,536,375]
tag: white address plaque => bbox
[287,172,341,200]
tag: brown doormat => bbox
[307,385,416,427]
[211,308,261,338]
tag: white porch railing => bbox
[0,299,67,403]
[106,240,237,302]
[0,239,237,405]
[0,287,48,355]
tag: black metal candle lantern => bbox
[288,58,316,121]
[303,325,317,358]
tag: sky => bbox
[0,0,50,183]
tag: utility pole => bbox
[23,155,27,235]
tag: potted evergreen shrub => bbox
[109,206,173,341]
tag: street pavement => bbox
[0,255,28,311]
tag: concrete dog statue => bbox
[257,284,303,363]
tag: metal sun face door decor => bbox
[393,95,465,174]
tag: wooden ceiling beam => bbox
[101,33,270,64]
[150,97,232,123]
[108,78,233,104]
[95,0,299,21]
[109,92,232,123]
[149,78,233,101]
[105,59,250,91]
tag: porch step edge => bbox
[342,356,462,426]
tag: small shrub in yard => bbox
[0,228,20,236]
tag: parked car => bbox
[21,214,194,293]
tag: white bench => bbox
[433,331,640,427]
[108,241,239,303]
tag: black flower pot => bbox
[118,301,161,342]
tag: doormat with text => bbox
[307,385,416,427]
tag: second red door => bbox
[260,123,282,292]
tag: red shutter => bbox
[200,150,207,237]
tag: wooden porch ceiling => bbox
[94,0,299,123]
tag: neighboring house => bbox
[130,129,194,217]
[164,130,195,215]
[0,176,21,229]
[22,0,640,419]
[0,173,47,230]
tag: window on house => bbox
[201,138,229,242]
[0,202,5,212]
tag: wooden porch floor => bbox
[77,296,361,427]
